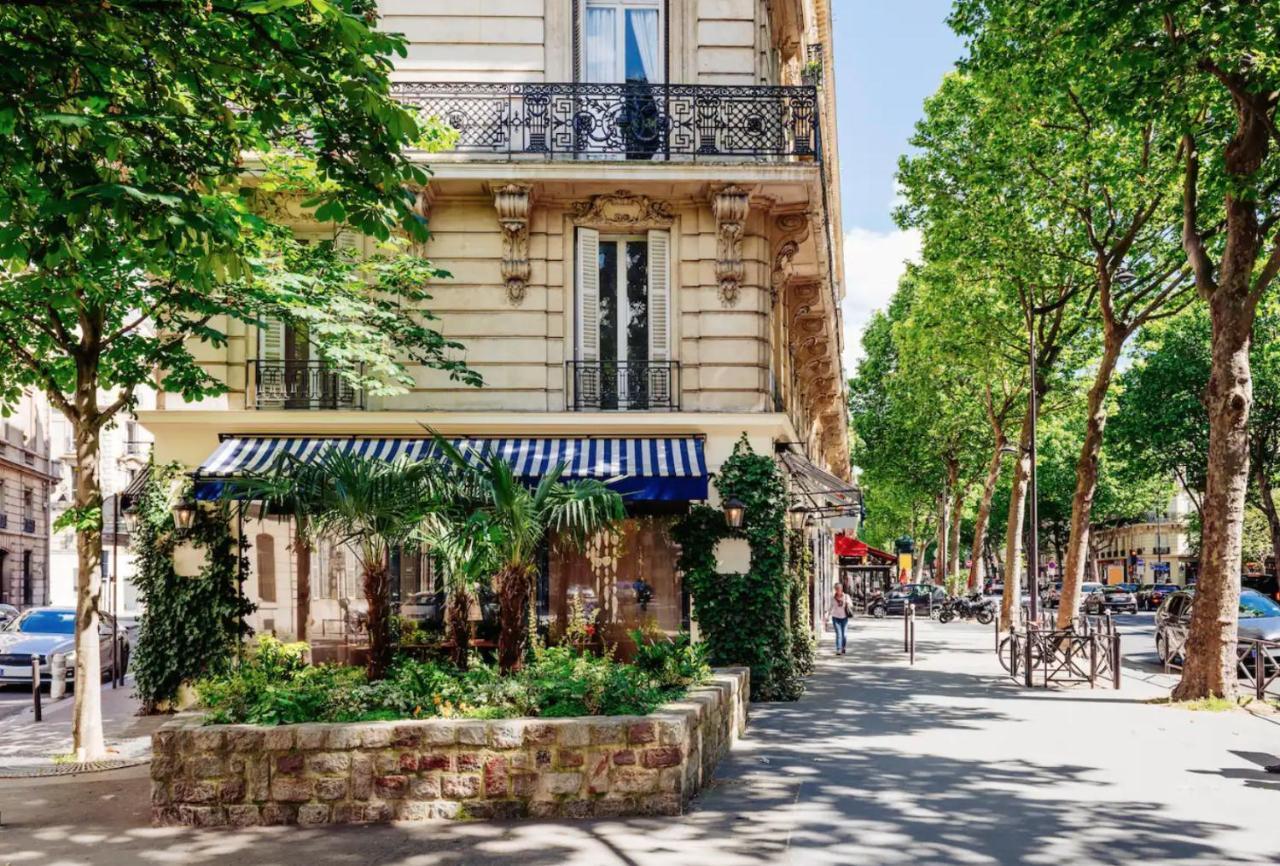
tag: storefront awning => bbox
[194,436,709,502]
[779,450,862,517]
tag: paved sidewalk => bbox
[1,619,1276,864]
[0,677,161,767]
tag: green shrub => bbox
[630,630,711,690]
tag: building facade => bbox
[138,0,852,646]
[1090,490,1195,585]
[0,391,57,609]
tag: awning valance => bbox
[195,436,708,502]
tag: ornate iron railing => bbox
[567,360,680,411]
[249,360,364,410]
[393,82,820,161]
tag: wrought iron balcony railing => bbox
[249,360,364,410]
[567,361,680,411]
[393,82,820,162]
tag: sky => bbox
[830,2,965,372]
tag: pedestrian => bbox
[831,583,852,655]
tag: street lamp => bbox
[171,500,197,531]
[722,497,746,529]
[787,504,809,531]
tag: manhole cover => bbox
[0,758,147,778]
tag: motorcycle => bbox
[938,593,996,626]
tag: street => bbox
[2,614,1276,865]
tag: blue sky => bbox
[831,2,964,369]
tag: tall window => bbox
[583,0,663,84]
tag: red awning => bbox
[835,534,895,564]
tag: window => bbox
[255,532,277,604]
[583,0,663,84]
[575,228,671,409]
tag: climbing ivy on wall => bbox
[674,436,805,701]
[788,528,816,676]
[132,462,254,712]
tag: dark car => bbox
[1138,583,1179,611]
[1156,588,1280,666]
[881,584,946,617]
[1084,585,1138,615]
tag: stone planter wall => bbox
[151,668,748,827]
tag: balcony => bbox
[566,361,680,412]
[393,82,819,162]
[22,517,35,534]
[248,361,364,411]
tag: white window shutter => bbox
[647,229,671,361]
[257,318,286,407]
[577,227,600,362]
[260,318,285,362]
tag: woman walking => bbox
[831,583,851,655]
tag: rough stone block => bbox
[315,777,349,801]
[295,724,328,751]
[529,800,561,819]
[391,725,422,748]
[410,775,440,799]
[543,772,584,796]
[590,722,626,745]
[642,747,683,769]
[640,793,682,816]
[364,802,394,823]
[375,752,401,774]
[225,804,261,827]
[455,721,487,746]
[179,805,226,828]
[275,752,305,776]
[558,721,590,748]
[418,753,450,771]
[594,796,637,818]
[173,780,218,804]
[270,776,314,803]
[262,727,295,751]
[511,772,538,799]
[326,726,364,750]
[188,754,225,779]
[361,725,392,749]
[219,778,246,803]
[375,774,409,799]
[612,768,658,794]
[484,756,508,798]
[396,800,432,822]
[612,749,636,766]
[151,781,171,806]
[297,804,331,825]
[557,749,584,769]
[246,758,270,801]
[658,767,684,795]
[308,751,351,775]
[225,727,264,753]
[440,773,480,799]
[351,755,374,800]
[189,728,225,753]
[431,800,462,820]
[536,749,551,769]
[523,723,557,746]
[489,722,524,750]
[656,718,688,747]
[627,722,656,745]
[563,799,595,819]
[421,722,459,746]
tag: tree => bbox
[234,450,443,681]
[953,0,1280,706]
[433,438,625,673]
[0,1,475,758]
[419,510,501,671]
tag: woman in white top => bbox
[831,583,851,655]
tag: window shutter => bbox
[577,227,600,362]
[647,229,671,361]
[572,0,582,82]
[260,319,285,362]
[334,228,361,255]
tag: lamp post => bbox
[787,504,808,532]
[1024,304,1040,625]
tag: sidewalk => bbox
[0,677,161,768]
[1,619,1277,864]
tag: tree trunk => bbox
[71,413,106,762]
[1000,407,1034,629]
[295,526,311,643]
[362,559,392,681]
[447,586,471,671]
[969,438,1005,591]
[496,563,533,672]
[1174,298,1253,699]
[948,483,965,589]
[937,490,949,586]
[1058,337,1124,628]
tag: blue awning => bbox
[194,436,708,502]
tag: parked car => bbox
[398,588,500,634]
[1044,582,1064,608]
[1138,583,1179,611]
[871,584,946,617]
[1156,588,1280,667]
[0,607,123,685]
[984,581,1005,598]
[1083,584,1138,615]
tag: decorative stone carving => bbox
[711,186,750,306]
[409,185,436,257]
[493,184,532,304]
[569,190,674,229]
[770,211,811,305]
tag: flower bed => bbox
[151,667,749,826]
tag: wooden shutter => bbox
[577,227,601,362]
[255,533,277,604]
[647,229,671,361]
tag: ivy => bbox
[674,436,805,701]
[132,463,255,712]
[788,529,816,676]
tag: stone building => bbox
[0,391,57,609]
[1090,489,1195,585]
[138,0,854,646]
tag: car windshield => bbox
[9,609,76,634]
[1239,593,1280,619]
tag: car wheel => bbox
[1156,633,1167,664]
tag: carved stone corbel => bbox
[410,184,436,257]
[771,211,811,305]
[494,183,532,304]
[711,185,749,306]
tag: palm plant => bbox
[419,509,500,670]
[230,449,444,680]
[432,435,625,672]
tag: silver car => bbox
[0,607,122,685]
[1155,589,1280,666]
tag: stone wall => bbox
[151,668,748,827]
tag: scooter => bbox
[937,593,996,626]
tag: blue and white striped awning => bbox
[195,436,708,502]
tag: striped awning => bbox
[195,436,708,502]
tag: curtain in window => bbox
[585,7,615,83]
[627,9,660,84]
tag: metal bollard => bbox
[1024,626,1034,688]
[908,606,916,665]
[1111,632,1122,689]
[1256,643,1265,702]
[31,655,41,722]
[50,653,66,701]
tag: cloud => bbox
[840,226,921,373]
